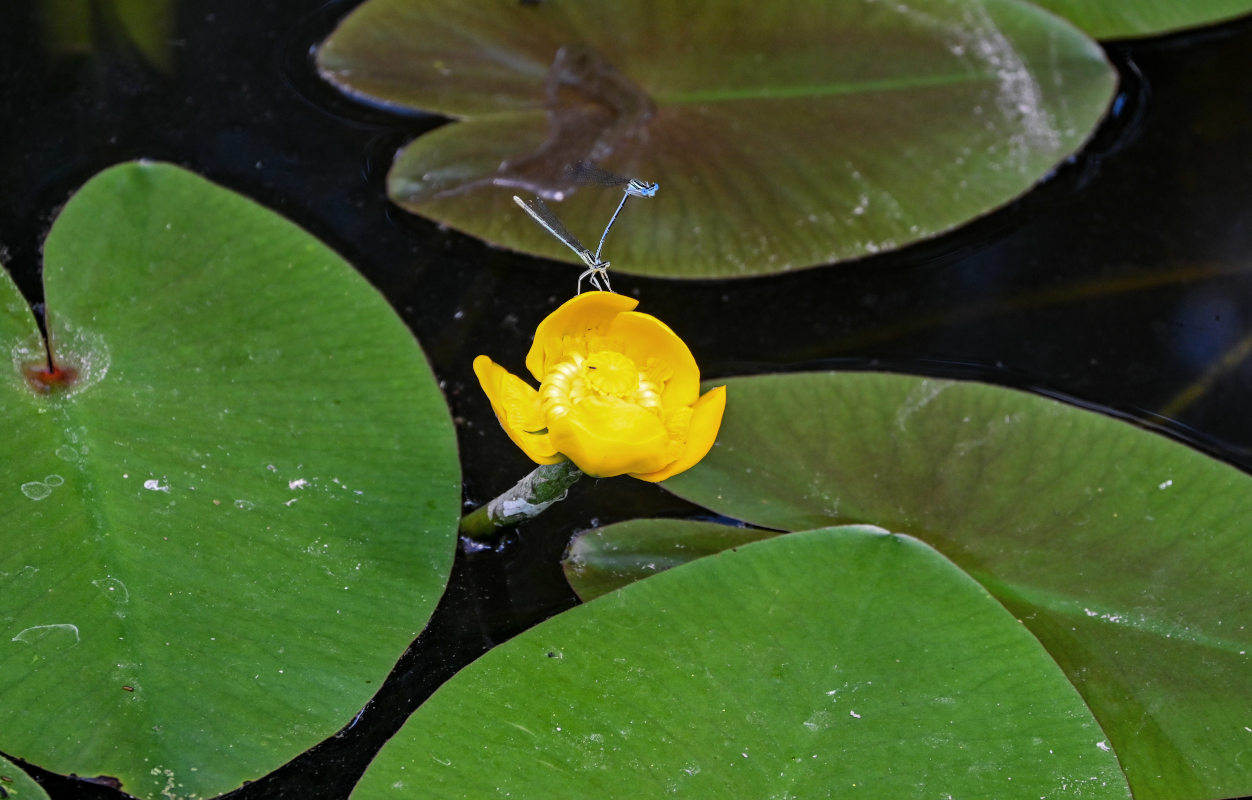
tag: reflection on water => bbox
[2,2,1252,799]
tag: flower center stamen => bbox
[583,351,639,397]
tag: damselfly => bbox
[566,161,659,261]
[567,160,659,200]
[513,195,613,294]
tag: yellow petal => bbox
[608,310,700,407]
[473,355,562,464]
[631,385,727,482]
[525,291,638,382]
[548,396,672,477]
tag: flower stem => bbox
[459,460,584,539]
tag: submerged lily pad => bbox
[1029,0,1252,39]
[39,0,176,71]
[0,163,460,800]
[628,371,1252,800]
[0,755,49,800]
[354,528,1130,799]
[564,518,779,601]
[317,0,1116,278]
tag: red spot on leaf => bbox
[23,361,79,394]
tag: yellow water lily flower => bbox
[474,292,726,481]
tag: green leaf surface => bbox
[655,371,1252,800]
[317,0,1117,278]
[564,519,779,601]
[1029,0,1252,39]
[0,754,50,800]
[354,527,1129,800]
[0,163,460,800]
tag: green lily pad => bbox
[353,527,1130,799]
[0,755,50,800]
[0,163,460,800]
[1029,0,1252,39]
[317,0,1117,278]
[641,371,1252,800]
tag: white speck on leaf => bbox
[92,576,130,605]
[895,379,951,430]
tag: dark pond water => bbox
[2,2,1251,798]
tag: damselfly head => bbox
[567,161,659,197]
[624,178,659,198]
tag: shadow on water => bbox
[2,2,1252,798]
